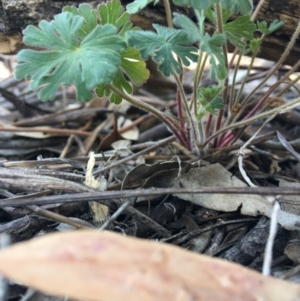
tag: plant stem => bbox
[275,68,300,97]
[163,0,173,28]
[108,84,185,144]
[191,9,207,113]
[251,0,266,21]
[240,20,300,107]
[219,60,300,147]
[192,50,204,113]
[205,113,213,134]
[229,51,243,113]
[234,51,257,108]
[214,2,229,147]
[176,72,185,133]
[228,0,266,69]
[204,96,300,147]
[232,59,300,124]
[173,73,204,148]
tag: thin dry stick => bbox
[282,264,300,280]
[100,200,131,230]
[27,205,95,230]
[3,190,94,230]
[238,110,280,276]
[4,187,300,208]
[0,125,91,137]
[60,134,75,158]
[93,135,175,176]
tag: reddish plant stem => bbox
[205,113,213,134]
[166,116,190,149]
[219,82,279,147]
[219,131,235,148]
[177,72,185,133]
[243,86,277,121]
[213,109,224,147]
[220,130,232,144]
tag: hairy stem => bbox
[176,72,185,133]
[204,96,300,147]
[228,0,266,69]
[214,2,229,147]
[234,51,258,108]
[229,51,243,113]
[191,9,207,113]
[240,20,300,106]
[108,84,184,143]
[192,50,204,113]
[163,0,173,28]
[275,68,300,97]
[251,0,266,21]
[232,59,300,124]
[173,73,203,147]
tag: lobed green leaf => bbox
[257,20,284,35]
[200,33,227,79]
[197,85,224,118]
[173,0,212,10]
[224,16,256,49]
[126,23,198,76]
[221,0,252,15]
[173,13,201,43]
[126,0,159,14]
[63,4,97,39]
[15,12,126,101]
[99,0,135,36]
[96,47,150,104]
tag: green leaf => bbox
[126,23,198,76]
[15,12,126,101]
[198,85,223,104]
[126,0,159,14]
[95,84,111,98]
[215,64,228,81]
[173,13,201,43]
[205,7,232,24]
[249,38,261,54]
[267,20,285,34]
[99,0,135,36]
[257,20,284,35]
[221,0,252,15]
[120,47,150,86]
[197,85,224,118]
[173,14,227,80]
[96,47,150,104]
[206,96,224,115]
[96,69,132,104]
[224,16,256,49]
[200,33,226,79]
[172,0,212,10]
[63,4,97,39]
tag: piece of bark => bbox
[0,0,299,68]
[0,167,93,193]
[221,216,270,265]
[0,230,299,301]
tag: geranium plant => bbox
[15,0,300,154]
